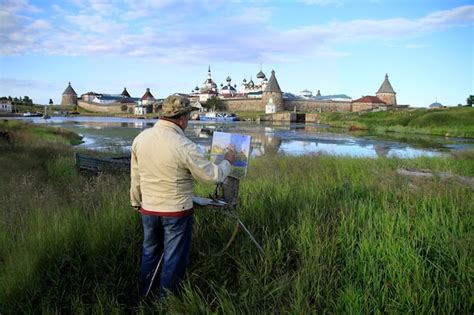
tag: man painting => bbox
[130,95,236,298]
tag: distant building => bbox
[61,82,78,106]
[193,65,218,102]
[73,69,402,114]
[239,67,268,96]
[262,70,284,112]
[81,91,101,102]
[92,94,130,104]
[299,89,313,98]
[220,76,238,98]
[77,87,141,113]
[121,87,131,98]
[134,101,147,115]
[429,101,444,109]
[0,98,12,112]
[193,101,205,112]
[314,93,352,102]
[376,74,397,106]
[352,95,386,112]
[80,87,138,105]
[141,88,156,105]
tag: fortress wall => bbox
[351,102,375,112]
[222,98,352,113]
[221,98,264,112]
[77,100,135,113]
[305,113,320,122]
[284,100,351,112]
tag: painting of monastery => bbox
[210,132,251,178]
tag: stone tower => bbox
[141,88,155,105]
[376,74,397,106]
[61,82,78,106]
[261,70,284,112]
[121,87,131,98]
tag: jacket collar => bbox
[155,119,185,136]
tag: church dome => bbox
[256,70,265,79]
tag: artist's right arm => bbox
[182,141,235,184]
[130,141,142,209]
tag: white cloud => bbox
[30,19,51,30]
[283,5,474,44]
[0,10,18,31]
[0,0,42,14]
[65,14,125,34]
[1,3,473,64]
[88,0,116,13]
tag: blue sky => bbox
[0,0,473,107]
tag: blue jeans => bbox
[139,214,193,298]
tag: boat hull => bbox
[199,116,238,122]
[22,112,42,117]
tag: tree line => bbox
[1,96,34,106]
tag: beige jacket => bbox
[130,119,231,213]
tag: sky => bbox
[0,0,473,107]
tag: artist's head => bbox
[161,95,198,130]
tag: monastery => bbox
[64,67,397,114]
[188,66,397,113]
[63,85,159,115]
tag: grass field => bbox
[0,121,472,313]
[319,107,474,138]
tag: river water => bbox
[9,116,474,158]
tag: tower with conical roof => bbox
[262,70,284,111]
[376,74,397,106]
[61,82,78,106]
[141,88,155,105]
[121,87,131,98]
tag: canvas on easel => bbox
[210,131,251,178]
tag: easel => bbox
[144,176,263,297]
[209,176,264,255]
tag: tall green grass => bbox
[0,120,83,146]
[1,122,472,313]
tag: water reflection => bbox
[8,116,474,158]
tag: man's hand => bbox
[224,145,236,165]
[132,205,141,211]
